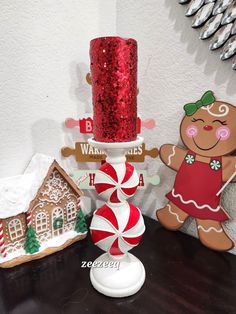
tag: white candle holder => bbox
[88,136,146,298]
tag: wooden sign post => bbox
[61,142,159,163]
[72,170,160,190]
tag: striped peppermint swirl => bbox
[90,202,145,256]
[94,162,139,203]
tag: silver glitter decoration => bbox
[192,3,214,27]
[232,56,236,68]
[178,0,236,70]
[221,2,236,24]
[179,0,191,4]
[213,0,234,15]
[232,20,236,33]
[186,0,205,16]
[200,13,223,39]
[220,35,236,59]
[209,23,233,49]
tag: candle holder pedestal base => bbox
[90,252,145,298]
[88,137,145,298]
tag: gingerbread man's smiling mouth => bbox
[192,137,221,151]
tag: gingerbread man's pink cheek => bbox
[186,125,198,138]
[216,126,231,141]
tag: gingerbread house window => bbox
[66,202,77,221]
[36,212,47,233]
[53,207,63,219]
[8,219,23,241]
[52,207,64,235]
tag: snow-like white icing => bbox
[0,229,87,264]
[0,153,55,219]
[0,173,35,219]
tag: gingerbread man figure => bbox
[157,91,236,251]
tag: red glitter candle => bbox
[90,36,137,142]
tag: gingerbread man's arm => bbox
[159,144,187,172]
[222,156,236,182]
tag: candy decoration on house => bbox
[156,91,236,252]
[88,36,145,298]
[53,217,63,230]
[90,202,145,255]
[0,222,7,258]
[0,153,87,268]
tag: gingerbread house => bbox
[0,153,87,268]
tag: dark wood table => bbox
[0,216,236,314]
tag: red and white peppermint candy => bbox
[94,162,139,203]
[0,222,6,258]
[90,202,145,256]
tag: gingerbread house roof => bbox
[0,173,35,219]
[0,154,82,219]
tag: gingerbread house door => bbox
[52,207,64,237]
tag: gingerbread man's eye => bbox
[191,118,204,123]
[212,119,227,125]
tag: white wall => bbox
[117,0,236,253]
[0,0,116,177]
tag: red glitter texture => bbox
[90,36,138,142]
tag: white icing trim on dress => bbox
[197,225,223,233]
[171,189,221,212]
[167,145,176,166]
[201,103,229,117]
[167,204,184,223]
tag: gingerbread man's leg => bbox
[196,219,234,251]
[156,202,189,230]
